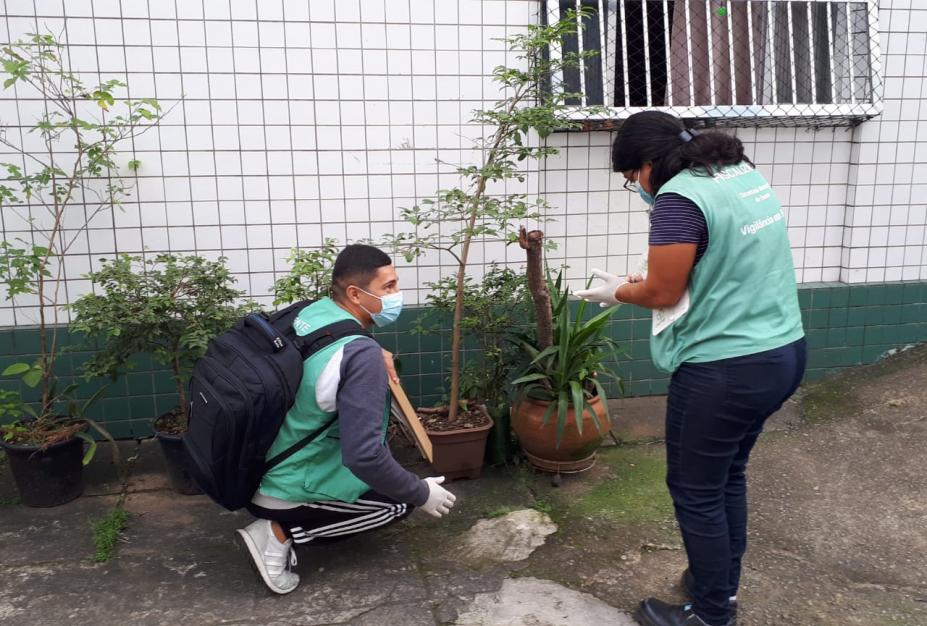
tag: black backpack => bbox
[182,300,371,511]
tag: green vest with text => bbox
[257,298,389,503]
[652,162,804,373]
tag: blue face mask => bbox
[638,186,655,206]
[357,287,404,327]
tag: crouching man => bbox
[236,244,455,594]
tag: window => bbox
[546,0,883,127]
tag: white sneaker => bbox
[235,519,300,594]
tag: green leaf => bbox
[127,159,140,172]
[511,372,549,386]
[2,362,30,376]
[75,431,97,466]
[569,380,585,437]
[21,367,43,388]
[555,391,569,448]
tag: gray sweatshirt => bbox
[336,338,429,507]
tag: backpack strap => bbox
[264,413,338,472]
[292,319,372,360]
[263,319,373,472]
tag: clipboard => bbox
[388,378,434,463]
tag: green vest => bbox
[258,298,389,503]
[651,163,805,373]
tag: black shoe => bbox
[635,598,732,626]
[680,569,739,622]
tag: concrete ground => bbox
[1,344,925,626]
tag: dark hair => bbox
[612,111,753,194]
[331,244,392,300]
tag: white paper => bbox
[631,252,690,336]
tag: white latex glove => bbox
[420,476,457,518]
[574,269,626,308]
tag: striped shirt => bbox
[649,192,709,265]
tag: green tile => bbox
[797,289,812,309]
[863,306,882,325]
[841,347,863,367]
[863,326,884,345]
[828,308,848,327]
[902,283,922,304]
[809,309,829,329]
[419,374,445,397]
[0,330,13,355]
[417,331,444,353]
[650,378,670,395]
[618,305,636,320]
[101,420,135,440]
[630,340,650,359]
[803,369,827,383]
[883,283,905,305]
[805,328,827,348]
[611,320,633,341]
[844,326,864,346]
[631,319,650,337]
[126,372,153,396]
[129,396,156,420]
[153,374,177,395]
[848,287,868,307]
[901,305,925,324]
[811,288,831,309]
[807,350,828,369]
[846,307,867,326]
[867,285,886,306]
[829,286,850,308]
[882,306,902,325]
[862,345,888,363]
[99,398,131,422]
[154,395,180,417]
[826,328,846,346]
[129,419,154,438]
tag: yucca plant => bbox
[511,271,621,446]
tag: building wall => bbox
[0,0,925,431]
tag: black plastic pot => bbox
[1,435,84,507]
[154,430,202,495]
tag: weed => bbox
[91,507,129,563]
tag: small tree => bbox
[415,263,530,412]
[70,253,245,432]
[383,11,595,422]
[0,34,165,440]
[271,239,340,306]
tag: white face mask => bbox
[354,286,404,327]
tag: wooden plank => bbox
[388,378,434,463]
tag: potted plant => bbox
[414,264,531,467]
[383,12,594,478]
[510,233,621,473]
[0,34,164,506]
[70,253,245,494]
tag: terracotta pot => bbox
[426,409,494,480]
[511,394,610,473]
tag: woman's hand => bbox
[575,269,626,308]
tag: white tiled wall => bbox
[0,0,925,328]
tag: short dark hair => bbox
[331,244,392,300]
[612,110,752,194]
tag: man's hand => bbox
[575,269,625,308]
[382,348,399,384]
[420,476,456,518]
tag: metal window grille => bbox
[546,0,883,128]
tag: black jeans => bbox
[665,338,807,626]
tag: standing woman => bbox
[576,111,806,626]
